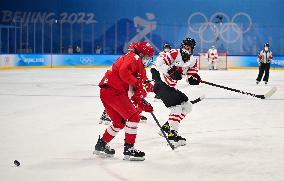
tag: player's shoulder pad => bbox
[168,49,179,59]
[126,52,140,61]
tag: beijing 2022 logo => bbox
[187,12,252,43]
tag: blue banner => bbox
[1,54,284,69]
[1,1,284,55]
[52,54,120,66]
[16,54,50,66]
[228,56,284,69]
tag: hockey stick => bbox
[200,80,277,99]
[142,98,175,150]
[190,95,205,104]
[145,79,206,104]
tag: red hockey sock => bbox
[125,133,137,145]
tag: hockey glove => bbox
[144,81,154,92]
[167,66,183,80]
[138,101,153,112]
[188,74,201,85]
[132,79,147,108]
[133,80,147,98]
[132,96,153,113]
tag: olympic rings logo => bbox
[187,12,252,43]
[80,57,94,64]
[3,56,13,66]
[4,56,10,64]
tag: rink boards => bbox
[0,54,284,70]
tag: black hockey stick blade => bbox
[190,95,205,104]
[201,80,277,99]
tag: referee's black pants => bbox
[256,63,270,82]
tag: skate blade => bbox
[123,155,145,161]
[99,120,111,125]
[103,121,111,125]
[158,131,163,137]
[158,130,169,138]
[93,150,114,158]
[168,140,187,148]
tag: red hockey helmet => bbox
[127,42,137,52]
[134,42,154,57]
[134,42,154,66]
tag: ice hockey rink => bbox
[0,68,283,181]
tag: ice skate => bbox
[256,81,260,85]
[123,142,145,161]
[99,111,111,125]
[167,130,187,148]
[158,121,171,137]
[93,136,115,157]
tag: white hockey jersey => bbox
[208,48,218,61]
[152,49,198,87]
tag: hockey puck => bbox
[14,160,20,167]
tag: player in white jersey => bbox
[150,38,201,147]
[207,45,218,70]
[154,43,172,101]
[256,43,273,85]
[162,43,171,53]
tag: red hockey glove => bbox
[134,80,147,98]
[131,95,140,107]
[137,100,153,113]
[144,81,154,92]
[131,80,147,108]
[131,96,153,113]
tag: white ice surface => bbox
[0,68,283,181]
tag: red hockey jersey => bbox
[99,52,147,92]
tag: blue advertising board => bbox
[1,0,284,55]
[1,54,284,69]
[51,54,120,66]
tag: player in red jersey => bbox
[94,42,154,161]
[99,42,148,125]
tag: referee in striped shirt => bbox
[256,43,273,85]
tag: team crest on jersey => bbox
[134,55,140,60]
[103,78,108,84]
